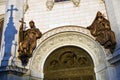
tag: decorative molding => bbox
[23,4,29,14]
[72,0,80,7]
[36,26,94,44]
[46,0,80,10]
[0,65,29,74]
[46,0,54,10]
[108,53,120,65]
[30,26,106,78]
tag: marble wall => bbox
[24,0,107,33]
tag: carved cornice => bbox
[108,52,120,65]
[0,65,29,74]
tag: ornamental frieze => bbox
[31,29,105,72]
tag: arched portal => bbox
[30,26,107,80]
[44,46,96,80]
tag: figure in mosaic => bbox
[18,19,42,65]
[87,11,116,53]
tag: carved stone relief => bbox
[46,0,54,10]
[44,46,95,80]
[44,46,93,70]
[30,26,106,79]
[46,0,80,10]
[72,0,80,7]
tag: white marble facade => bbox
[0,0,120,80]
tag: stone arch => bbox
[30,25,107,80]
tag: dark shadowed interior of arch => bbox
[44,46,96,80]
